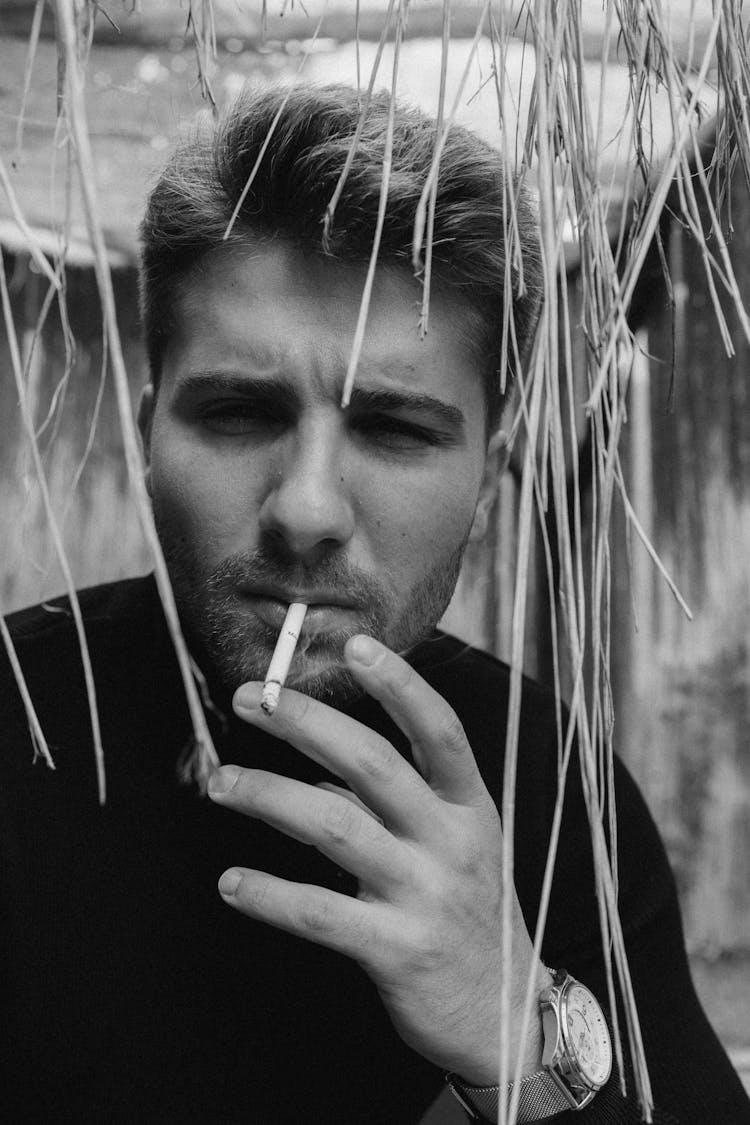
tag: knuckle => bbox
[297,893,335,934]
[249,770,275,801]
[454,836,485,879]
[436,708,468,754]
[401,918,443,970]
[441,815,491,877]
[345,908,373,955]
[318,799,360,846]
[354,736,400,782]
[386,656,416,694]
[285,689,315,731]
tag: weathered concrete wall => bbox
[0,257,152,614]
[613,180,750,954]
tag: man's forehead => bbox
[172,238,476,345]
[164,337,442,398]
[177,237,396,311]
[165,243,483,400]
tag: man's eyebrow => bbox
[346,386,466,433]
[173,372,300,406]
[172,372,466,432]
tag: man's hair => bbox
[139,82,542,425]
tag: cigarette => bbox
[261,602,308,716]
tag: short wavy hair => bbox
[139,82,542,425]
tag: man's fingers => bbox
[316,781,385,826]
[216,867,382,963]
[344,635,489,806]
[208,766,407,886]
[232,685,437,837]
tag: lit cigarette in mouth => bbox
[261,602,308,716]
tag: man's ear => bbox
[137,383,155,497]
[469,429,510,543]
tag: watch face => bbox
[562,982,613,1087]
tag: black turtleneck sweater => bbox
[0,576,747,1124]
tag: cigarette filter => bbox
[261,602,308,716]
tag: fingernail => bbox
[349,635,383,667]
[234,683,263,712]
[208,766,240,796]
[218,869,242,896]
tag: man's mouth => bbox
[239,587,361,633]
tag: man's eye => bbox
[355,416,445,450]
[199,402,284,434]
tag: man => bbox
[1,84,748,1125]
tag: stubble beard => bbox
[153,511,468,705]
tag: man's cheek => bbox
[150,473,223,568]
[152,453,234,533]
[400,494,475,555]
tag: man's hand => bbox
[207,634,550,1084]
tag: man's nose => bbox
[258,429,355,558]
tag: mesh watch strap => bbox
[446,1068,572,1122]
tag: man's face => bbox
[138,240,496,701]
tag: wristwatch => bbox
[446,969,613,1122]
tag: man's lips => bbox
[239,588,361,633]
[241,585,359,608]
